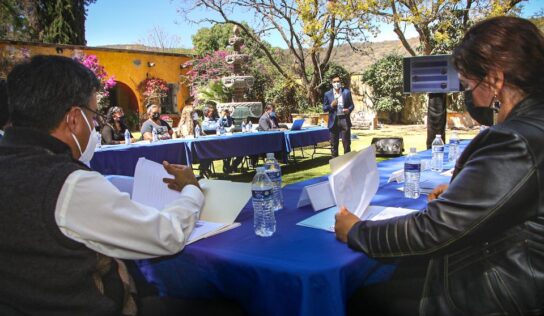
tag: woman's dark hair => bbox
[453,16,544,97]
[106,106,122,125]
[204,105,218,119]
[0,79,8,128]
[7,55,100,132]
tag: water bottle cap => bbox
[410,147,416,153]
[435,134,441,137]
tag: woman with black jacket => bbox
[336,17,544,316]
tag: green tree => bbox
[530,9,544,33]
[0,0,30,40]
[1,0,95,44]
[352,0,524,56]
[181,0,373,106]
[192,24,233,56]
[361,54,404,122]
[192,23,271,58]
[319,63,351,97]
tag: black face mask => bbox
[119,116,126,124]
[151,112,160,120]
[464,91,494,126]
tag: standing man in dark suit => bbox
[323,75,354,157]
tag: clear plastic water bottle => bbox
[264,153,283,211]
[241,121,246,133]
[194,124,201,138]
[404,147,421,199]
[96,133,102,148]
[124,129,131,145]
[320,118,326,128]
[252,167,276,237]
[247,121,253,133]
[448,132,459,162]
[431,134,444,172]
[152,127,159,142]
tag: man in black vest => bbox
[0,56,205,315]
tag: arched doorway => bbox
[108,81,140,130]
[109,81,138,114]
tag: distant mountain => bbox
[96,44,193,55]
[330,37,419,74]
[96,37,418,71]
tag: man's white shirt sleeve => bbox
[54,170,204,260]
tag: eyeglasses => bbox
[81,106,106,122]
[460,78,483,92]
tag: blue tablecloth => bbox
[135,141,471,316]
[91,129,322,176]
[185,131,285,162]
[284,127,329,152]
[90,139,191,176]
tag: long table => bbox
[91,127,330,176]
[134,143,467,316]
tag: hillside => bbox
[99,37,418,72]
[330,37,419,74]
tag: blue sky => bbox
[86,0,544,49]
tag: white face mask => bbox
[192,113,199,120]
[68,108,98,164]
[333,82,341,90]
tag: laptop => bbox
[291,119,305,131]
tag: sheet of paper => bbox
[132,158,182,210]
[307,181,335,211]
[198,179,251,224]
[297,187,311,208]
[296,205,419,232]
[329,150,359,173]
[297,181,335,211]
[187,220,241,244]
[329,146,379,219]
[296,207,338,232]
[387,169,404,183]
[362,205,418,221]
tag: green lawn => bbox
[190,125,479,185]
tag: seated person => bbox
[219,109,235,128]
[1,55,205,314]
[175,102,195,138]
[201,105,219,134]
[101,106,135,145]
[335,16,544,316]
[258,104,280,131]
[0,79,8,138]
[141,104,173,141]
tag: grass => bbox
[190,125,479,185]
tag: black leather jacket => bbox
[348,96,544,315]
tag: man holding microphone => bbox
[323,75,354,157]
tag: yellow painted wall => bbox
[0,40,193,114]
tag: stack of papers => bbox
[297,146,420,232]
[132,158,251,244]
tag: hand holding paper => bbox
[162,161,200,192]
[334,207,359,243]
